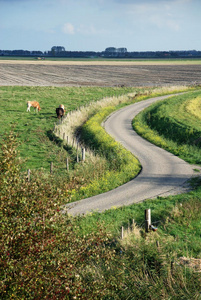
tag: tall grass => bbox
[54,91,138,144]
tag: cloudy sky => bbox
[1,0,201,52]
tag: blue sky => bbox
[1,0,201,52]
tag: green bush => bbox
[0,132,123,299]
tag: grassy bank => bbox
[133,90,201,164]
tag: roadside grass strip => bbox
[68,106,141,201]
[133,90,201,165]
[185,96,201,120]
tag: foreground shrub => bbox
[1,132,200,299]
[0,132,123,299]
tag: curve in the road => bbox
[64,94,194,216]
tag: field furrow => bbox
[1,62,201,86]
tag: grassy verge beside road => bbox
[133,90,201,164]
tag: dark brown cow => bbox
[56,107,64,119]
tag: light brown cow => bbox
[27,101,41,112]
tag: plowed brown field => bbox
[1,60,201,87]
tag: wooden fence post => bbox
[121,226,124,239]
[82,147,85,161]
[145,209,151,233]
[66,157,69,171]
[77,149,79,163]
[132,219,135,228]
[128,221,130,234]
[50,162,53,174]
[63,132,65,140]
[27,169,31,182]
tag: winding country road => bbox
[64,94,195,216]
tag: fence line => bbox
[120,209,158,239]
[66,157,69,171]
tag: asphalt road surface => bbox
[64,94,194,216]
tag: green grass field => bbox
[1,56,201,64]
[0,86,137,172]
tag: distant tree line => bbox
[1,47,201,59]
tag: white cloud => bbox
[62,22,104,36]
[77,24,97,35]
[167,19,180,31]
[62,23,75,34]
[150,14,180,31]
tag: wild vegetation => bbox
[1,85,201,299]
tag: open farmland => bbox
[1,59,201,86]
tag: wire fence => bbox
[120,209,159,239]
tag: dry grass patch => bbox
[1,59,201,66]
[54,92,138,144]
[178,257,201,273]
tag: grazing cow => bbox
[59,104,66,114]
[27,101,41,112]
[56,107,64,119]
[59,104,65,110]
